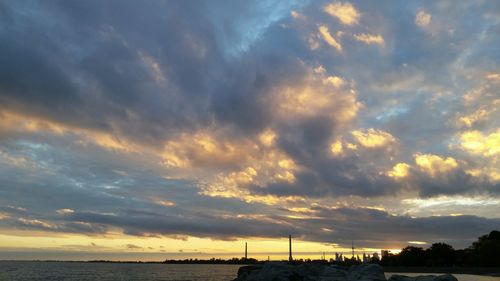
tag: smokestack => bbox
[245,242,247,260]
[288,235,292,262]
[352,241,355,258]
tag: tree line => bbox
[380,230,500,267]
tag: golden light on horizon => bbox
[0,231,390,261]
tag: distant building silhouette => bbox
[289,235,293,262]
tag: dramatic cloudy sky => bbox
[0,1,499,260]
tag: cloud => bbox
[318,25,343,52]
[290,10,306,20]
[3,196,499,249]
[126,244,142,250]
[458,106,497,128]
[414,153,459,177]
[453,130,500,183]
[353,33,385,46]
[161,132,252,169]
[0,110,138,153]
[270,66,359,120]
[297,206,500,248]
[457,130,500,157]
[324,2,360,26]
[387,163,410,179]
[57,209,75,215]
[351,128,396,149]
[415,10,431,27]
[18,218,56,230]
[487,73,500,81]
[330,140,343,156]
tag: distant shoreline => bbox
[0,260,248,264]
[2,260,499,277]
[383,266,500,277]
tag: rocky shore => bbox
[233,263,457,281]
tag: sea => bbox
[1,261,500,281]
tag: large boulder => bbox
[233,263,384,281]
[317,265,349,281]
[346,264,386,281]
[233,263,459,281]
[296,263,347,281]
[388,274,457,281]
[233,263,299,281]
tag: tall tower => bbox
[351,241,355,258]
[288,235,293,262]
[245,242,247,260]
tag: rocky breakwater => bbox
[387,275,457,281]
[233,263,457,281]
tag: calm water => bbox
[0,262,241,281]
[1,261,499,281]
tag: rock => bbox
[233,263,458,281]
[233,262,298,281]
[321,265,349,281]
[235,265,262,280]
[233,263,384,281]
[388,274,458,281]
[347,264,386,281]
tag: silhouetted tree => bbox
[380,251,397,266]
[426,243,455,266]
[399,246,426,266]
[469,230,500,266]
[453,248,473,266]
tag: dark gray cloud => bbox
[1,132,497,249]
[297,206,500,249]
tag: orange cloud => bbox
[271,67,361,124]
[486,73,500,81]
[324,2,360,26]
[415,10,431,27]
[202,147,300,204]
[414,153,458,177]
[353,33,385,46]
[0,110,137,153]
[458,107,497,127]
[330,139,343,156]
[387,163,410,179]
[351,128,396,149]
[458,130,500,157]
[318,25,342,51]
[161,132,253,168]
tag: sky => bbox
[0,0,499,261]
